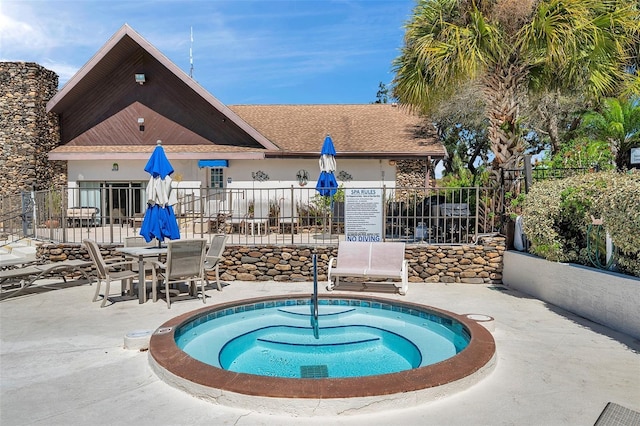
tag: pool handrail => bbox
[312,254,319,338]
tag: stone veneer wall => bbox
[395,159,432,200]
[37,236,504,284]
[396,159,426,187]
[0,62,66,196]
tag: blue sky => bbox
[1,0,415,105]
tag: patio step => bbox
[0,239,38,265]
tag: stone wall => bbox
[36,236,504,284]
[395,159,426,187]
[395,159,435,200]
[0,62,66,196]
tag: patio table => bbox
[117,246,167,304]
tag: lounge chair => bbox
[83,239,138,307]
[150,238,207,309]
[204,234,227,291]
[0,259,93,300]
[227,197,249,233]
[279,198,299,234]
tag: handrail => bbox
[312,253,319,338]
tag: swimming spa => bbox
[149,294,496,415]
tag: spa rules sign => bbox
[344,188,383,242]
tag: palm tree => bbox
[581,96,640,170]
[392,0,639,189]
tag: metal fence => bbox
[1,185,503,246]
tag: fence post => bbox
[108,185,114,244]
[474,186,479,240]
[523,154,533,193]
[48,189,55,241]
[382,185,387,242]
[290,185,295,245]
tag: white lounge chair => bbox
[227,197,249,233]
[279,198,299,234]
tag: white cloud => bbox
[0,12,53,57]
[40,60,79,86]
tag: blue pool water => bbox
[175,299,470,379]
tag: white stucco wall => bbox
[65,158,398,214]
[503,251,640,340]
[67,158,395,187]
[224,158,395,189]
[67,159,202,184]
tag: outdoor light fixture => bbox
[138,117,145,132]
[135,73,146,85]
[112,163,119,172]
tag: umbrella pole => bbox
[329,196,333,238]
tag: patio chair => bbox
[123,236,155,273]
[227,197,249,233]
[204,234,228,291]
[150,238,207,309]
[279,198,299,234]
[83,239,138,308]
[244,199,270,235]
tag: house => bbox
[44,24,445,217]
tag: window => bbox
[210,168,225,193]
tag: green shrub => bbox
[522,171,640,277]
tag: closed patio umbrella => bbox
[140,140,180,245]
[315,135,338,238]
[315,135,338,197]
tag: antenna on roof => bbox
[189,26,194,78]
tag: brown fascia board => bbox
[46,24,280,152]
[48,151,266,161]
[264,151,445,159]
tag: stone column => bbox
[0,61,65,196]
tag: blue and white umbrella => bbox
[315,135,338,197]
[140,140,180,244]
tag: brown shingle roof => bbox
[230,104,444,159]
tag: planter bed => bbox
[503,251,640,340]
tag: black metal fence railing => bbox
[1,185,503,246]
[501,165,593,192]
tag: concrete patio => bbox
[1,277,639,425]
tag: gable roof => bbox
[47,24,445,161]
[47,24,278,154]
